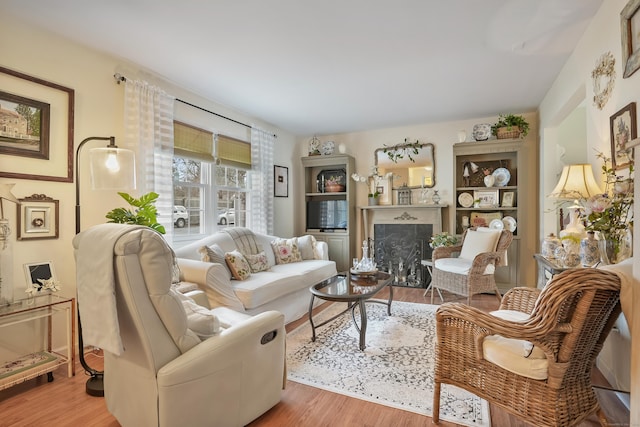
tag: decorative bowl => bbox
[325,184,345,193]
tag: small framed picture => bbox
[473,189,499,208]
[502,191,515,207]
[24,261,56,288]
[610,102,636,170]
[17,194,59,240]
[274,165,288,197]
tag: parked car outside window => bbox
[218,209,235,225]
[173,205,188,228]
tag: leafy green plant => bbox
[491,114,530,137]
[429,232,458,248]
[105,192,166,234]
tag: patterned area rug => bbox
[286,300,490,427]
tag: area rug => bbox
[286,301,490,427]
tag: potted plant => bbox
[491,114,530,139]
[105,191,166,234]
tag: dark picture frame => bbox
[621,0,640,78]
[0,90,50,159]
[610,102,637,170]
[17,194,59,240]
[274,165,288,197]
[0,66,74,182]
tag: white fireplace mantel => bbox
[359,204,448,241]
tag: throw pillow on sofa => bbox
[225,249,252,280]
[199,244,232,279]
[296,235,319,260]
[245,251,271,273]
[271,238,302,264]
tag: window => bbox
[172,121,252,243]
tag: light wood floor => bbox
[0,288,629,427]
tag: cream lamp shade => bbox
[549,164,602,201]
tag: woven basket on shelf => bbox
[496,126,521,139]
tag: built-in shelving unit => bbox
[302,154,356,272]
[452,138,537,291]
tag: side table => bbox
[533,254,572,289]
[421,259,444,302]
[0,294,76,390]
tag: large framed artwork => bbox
[621,0,640,78]
[610,102,637,170]
[0,67,74,182]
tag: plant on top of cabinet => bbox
[491,114,530,139]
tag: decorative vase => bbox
[542,233,561,259]
[457,130,467,143]
[598,230,632,265]
[472,123,492,141]
[483,174,495,187]
[598,237,616,265]
[580,232,600,267]
[368,197,379,206]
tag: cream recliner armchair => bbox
[74,224,285,427]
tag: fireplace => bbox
[373,223,433,287]
[360,205,447,288]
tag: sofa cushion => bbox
[199,244,232,279]
[174,290,220,339]
[459,228,500,260]
[296,235,318,260]
[271,238,302,264]
[434,257,495,275]
[232,260,336,310]
[225,250,252,280]
[245,251,271,273]
[483,309,548,380]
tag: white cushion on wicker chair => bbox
[483,309,548,380]
[434,257,495,275]
[459,228,501,260]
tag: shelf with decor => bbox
[301,154,356,272]
[451,137,537,291]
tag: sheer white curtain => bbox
[124,79,175,242]
[250,127,275,235]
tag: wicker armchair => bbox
[431,227,513,305]
[433,269,622,427]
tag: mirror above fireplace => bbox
[374,142,435,189]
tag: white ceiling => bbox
[4,0,602,136]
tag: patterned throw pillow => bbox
[198,244,232,279]
[270,238,302,264]
[225,250,252,280]
[245,251,270,273]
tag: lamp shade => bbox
[549,164,602,200]
[89,146,136,190]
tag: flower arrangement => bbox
[582,152,634,258]
[429,232,458,249]
[26,277,61,296]
[351,166,393,198]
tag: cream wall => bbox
[0,14,296,316]
[295,111,538,285]
[538,0,639,421]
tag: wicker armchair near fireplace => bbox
[431,227,513,305]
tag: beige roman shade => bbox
[217,134,252,169]
[174,121,215,162]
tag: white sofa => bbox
[174,231,337,323]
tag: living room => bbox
[0,1,638,426]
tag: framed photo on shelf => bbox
[0,66,74,182]
[473,189,499,208]
[502,191,515,207]
[274,165,288,197]
[24,261,56,287]
[610,102,636,170]
[17,194,59,240]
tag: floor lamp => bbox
[75,136,135,396]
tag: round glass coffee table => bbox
[308,271,393,350]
